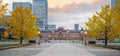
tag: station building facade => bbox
[41,27,81,40]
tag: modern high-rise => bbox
[13,2,32,10]
[33,0,48,30]
[111,0,116,8]
[111,0,120,7]
[74,24,79,31]
[44,24,56,31]
[48,25,56,31]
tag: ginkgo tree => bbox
[0,0,8,26]
[7,6,39,45]
[0,0,8,40]
[111,0,120,37]
[86,4,120,46]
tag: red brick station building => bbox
[40,27,85,40]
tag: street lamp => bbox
[38,31,40,39]
[84,31,87,46]
[80,30,85,43]
[38,31,40,45]
[38,31,40,34]
[67,31,69,40]
[52,31,55,40]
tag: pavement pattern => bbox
[35,43,95,56]
[0,42,120,56]
[0,43,53,56]
[72,43,120,56]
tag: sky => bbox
[3,0,111,30]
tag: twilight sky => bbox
[3,0,110,30]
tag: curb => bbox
[0,43,35,50]
[90,44,120,50]
[106,46,120,50]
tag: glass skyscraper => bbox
[111,0,120,7]
[13,2,32,10]
[48,25,56,31]
[33,0,48,30]
[74,24,79,31]
[111,0,116,8]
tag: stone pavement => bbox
[0,43,54,56]
[0,42,120,56]
[72,43,120,56]
[35,43,95,56]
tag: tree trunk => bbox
[20,37,23,45]
[105,35,108,46]
[105,27,108,46]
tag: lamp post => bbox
[67,31,69,40]
[52,31,55,40]
[80,30,85,43]
[84,31,87,46]
[79,31,81,42]
[38,31,40,45]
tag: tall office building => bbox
[49,25,56,31]
[74,24,79,31]
[13,2,32,10]
[44,24,56,31]
[33,0,48,30]
[111,0,120,7]
[111,0,116,8]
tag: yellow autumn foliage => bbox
[3,31,9,38]
[6,6,39,41]
[0,0,8,25]
[86,0,120,45]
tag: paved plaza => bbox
[35,43,95,56]
[0,42,120,56]
[0,43,54,56]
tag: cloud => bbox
[48,0,110,29]
[48,0,105,8]
[3,0,110,29]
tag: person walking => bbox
[38,34,42,45]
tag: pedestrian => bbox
[38,34,43,45]
[38,41,40,45]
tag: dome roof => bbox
[57,27,65,31]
